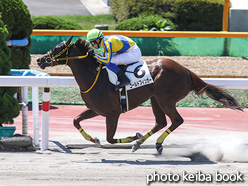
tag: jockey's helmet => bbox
[87,29,104,41]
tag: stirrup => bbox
[115,80,130,91]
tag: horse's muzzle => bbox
[37,57,51,69]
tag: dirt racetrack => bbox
[30,55,248,77]
[0,56,248,186]
[2,105,248,186]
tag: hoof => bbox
[132,141,141,153]
[156,143,163,155]
[93,137,101,145]
[136,132,144,139]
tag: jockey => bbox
[87,29,142,90]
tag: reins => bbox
[80,64,102,93]
[48,41,102,93]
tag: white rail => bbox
[1,76,248,89]
[202,78,248,89]
[0,76,78,87]
[0,76,248,151]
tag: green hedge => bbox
[115,16,176,30]
[110,0,224,31]
[0,16,11,74]
[0,0,33,69]
[0,16,20,126]
[32,16,83,30]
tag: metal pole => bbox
[41,87,50,151]
[32,87,39,148]
[222,0,230,31]
[21,87,28,136]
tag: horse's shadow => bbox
[97,158,216,166]
[49,140,216,165]
[49,140,73,153]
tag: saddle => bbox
[106,61,154,113]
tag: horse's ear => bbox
[66,35,74,45]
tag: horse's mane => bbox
[75,38,90,55]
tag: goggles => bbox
[90,40,98,46]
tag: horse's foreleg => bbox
[106,114,142,144]
[132,97,167,152]
[73,108,99,144]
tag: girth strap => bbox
[120,86,129,113]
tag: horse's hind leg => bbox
[73,108,100,144]
[132,97,167,152]
[106,114,143,144]
[156,104,184,155]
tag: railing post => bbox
[21,87,28,136]
[41,87,50,151]
[222,0,230,31]
[32,87,39,148]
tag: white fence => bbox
[1,76,248,89]
[0,76,248,151]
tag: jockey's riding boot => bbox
[115,70,130,91]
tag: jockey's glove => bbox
[88,48,95,57]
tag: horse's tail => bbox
[189,70,243,111]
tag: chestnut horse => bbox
[37,36,242,155]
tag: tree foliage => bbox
[110,0,224,31]
[32,16,83,30]
[0,0,33,68]
[0,15,20,126]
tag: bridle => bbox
[47,40,102,94]
[47,41,89,66]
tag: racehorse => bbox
[37,36,242,155]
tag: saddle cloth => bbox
[106,61,154,90]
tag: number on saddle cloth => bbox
[106,61,154,90]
